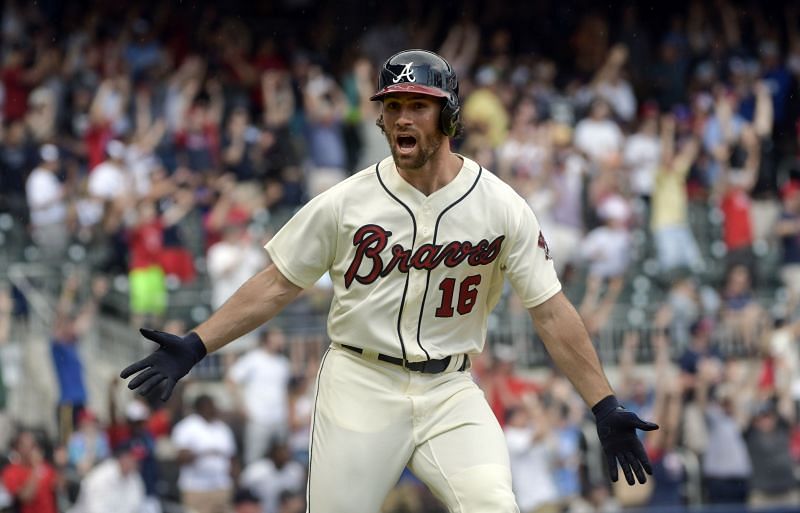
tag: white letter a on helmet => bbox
[392,62,416,83]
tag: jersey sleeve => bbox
[264,191,339,289]
[502,199,561,309]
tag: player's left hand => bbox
[592,395,659,485]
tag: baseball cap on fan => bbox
[77,409,99,425]
[125,399,150,422]
[370,49,458,101]
[114,438,147,460]
[39,144,59,163]
[106,139,126,160]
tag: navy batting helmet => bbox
[370,49,461,137]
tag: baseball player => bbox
[121,49,658,512]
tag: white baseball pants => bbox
[306,345,519,513]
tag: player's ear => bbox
[376,114,385,134]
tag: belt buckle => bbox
[403,360,421,373]
[422,357,449,374]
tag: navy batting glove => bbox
[120,329,207,401]
[593,395,659,485]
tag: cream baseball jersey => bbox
[265,155,561,361]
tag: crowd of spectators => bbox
[2,0,800,511]
[2,318,799,513]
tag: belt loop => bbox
[444,355,459,373]
[443,354,464,373]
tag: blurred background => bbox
[1,0,800,511]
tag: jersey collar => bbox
[377,154,480,210]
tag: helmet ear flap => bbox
[440,94,460,137]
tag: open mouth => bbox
[396,135,417,154]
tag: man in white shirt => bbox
[25,144,67,258]
[69,440,146,513]
[574,99,624,165]
[505,398,560,513]
[579,196,632,334]
[240,440,305,513]
[623,106,661,202]
[227,329,291,464]
[79,139,133,236]
[207,222,267,353]
[580,196,632,280]
[171,395,237,513]
[88,140,131,201]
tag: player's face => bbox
[382,94,445,170]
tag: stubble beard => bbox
[386,130,444,171]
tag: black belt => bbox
[340,344,469,374]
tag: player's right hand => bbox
[120,329,207,401]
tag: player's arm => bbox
[120,264,302,400]
[194,264,301,351]
[528,291,612,406]
[121,179,338,400]
[528,292,658,486]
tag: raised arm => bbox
[591,44,628,89]
[674,135,700,174]
[659,114,676,166]
[753,81,774,138]
[205,77,225,127]
[262,70,294,127]
[738,125,761,192]
[719,0,742,49]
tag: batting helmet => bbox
[370,49,461,137]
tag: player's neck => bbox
[396,148,463,197]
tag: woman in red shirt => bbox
[717,126,760,271]
[1,431,60,513]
